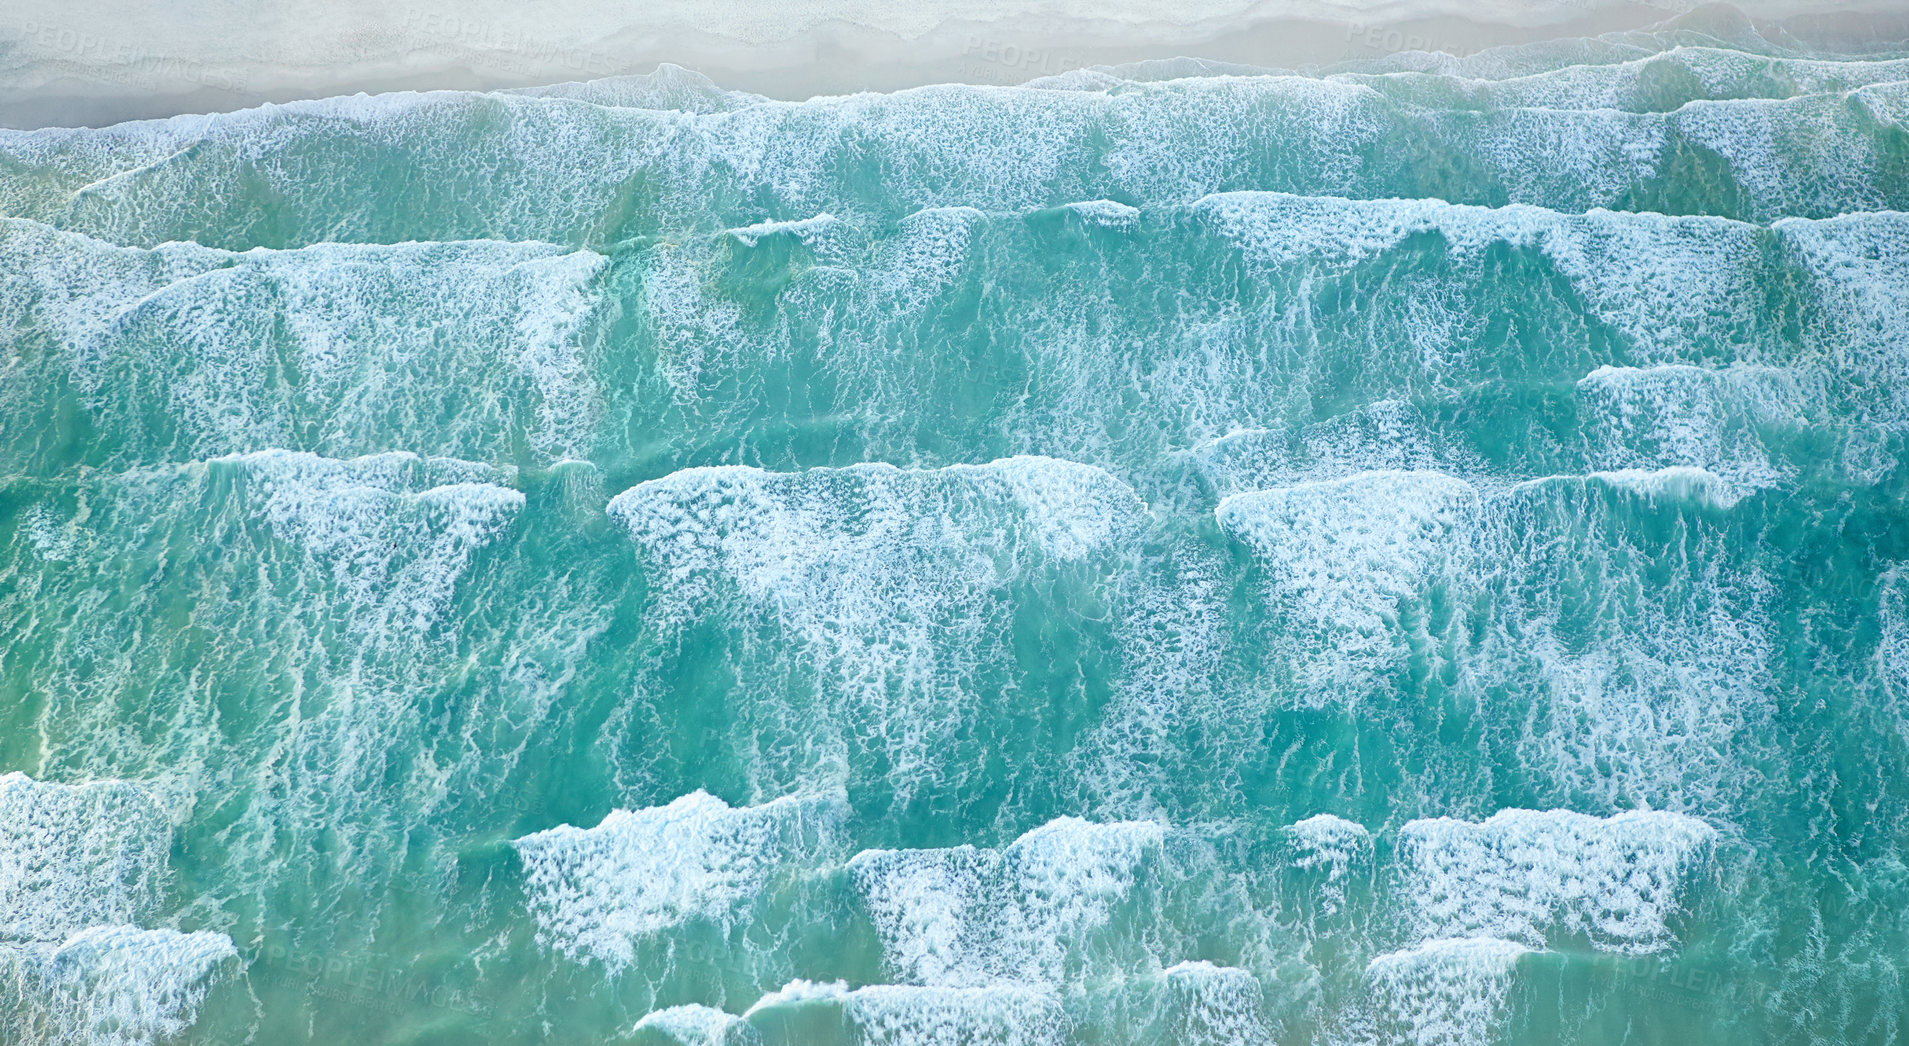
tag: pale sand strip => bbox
[1,0,1906,128]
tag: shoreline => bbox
[3,2,1907,129]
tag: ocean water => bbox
[3,11,1908,1046]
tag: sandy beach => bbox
[3,0,1905,127]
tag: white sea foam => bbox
[512,788,848,969]
[1479,474,1778,809]
[1511,464,1743,509]
[1196,192,1470,267]
[638,240,748,399]
[1159,961,1272,1045]
[1576,364,1822,497]
[1210,454,1775,797]
[231,450,525,634]
[0,926,237,1046]
[1101,75,1385,197]
[613,186,1799,473]
[1217,470,1482,632]
[1197,193,1763,359]
[876,206,986,313]
[609,459,1142,787]
[1512,625,1765,812]
[1217,470,1481,693]
[610,457,1141,599]
[16,71,1890,252]
[633,1002,752,1045]
[1447,104,1670,211]
[1061,200,1141,227]
[1187,399,1486,497]
[19,504,80,563]
[1331,48,1909,113]
[848,817,1165,987]
[28,449,551,908]
[0,774,171,942]
[741,976,851,1012]
[1878,567,1909,742]
[1778,212,1909,340]
[0,219,225,380]
[619,194,1904,478]
[1353,937,1531,1046]
[1071,543,1235,816]
[5,90,687,245]
[745,980,1065,1046]
[1397,808,1716,953]
[1675,90,1891,219]
[1776,211,1909,443]
[509,65,747,113]
[846,984,1067,1046]
[1584,466,1742,509]
[1285,815,1372,916]
[0,221,608,461]
[726,212,841,247]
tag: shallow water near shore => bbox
[2,10,1909,1046]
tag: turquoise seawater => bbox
[4,13,1909,1046]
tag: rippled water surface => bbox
[3,12,1908,1046]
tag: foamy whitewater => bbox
[1,6,1905,1044]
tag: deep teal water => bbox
[3,15,1909,1046]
